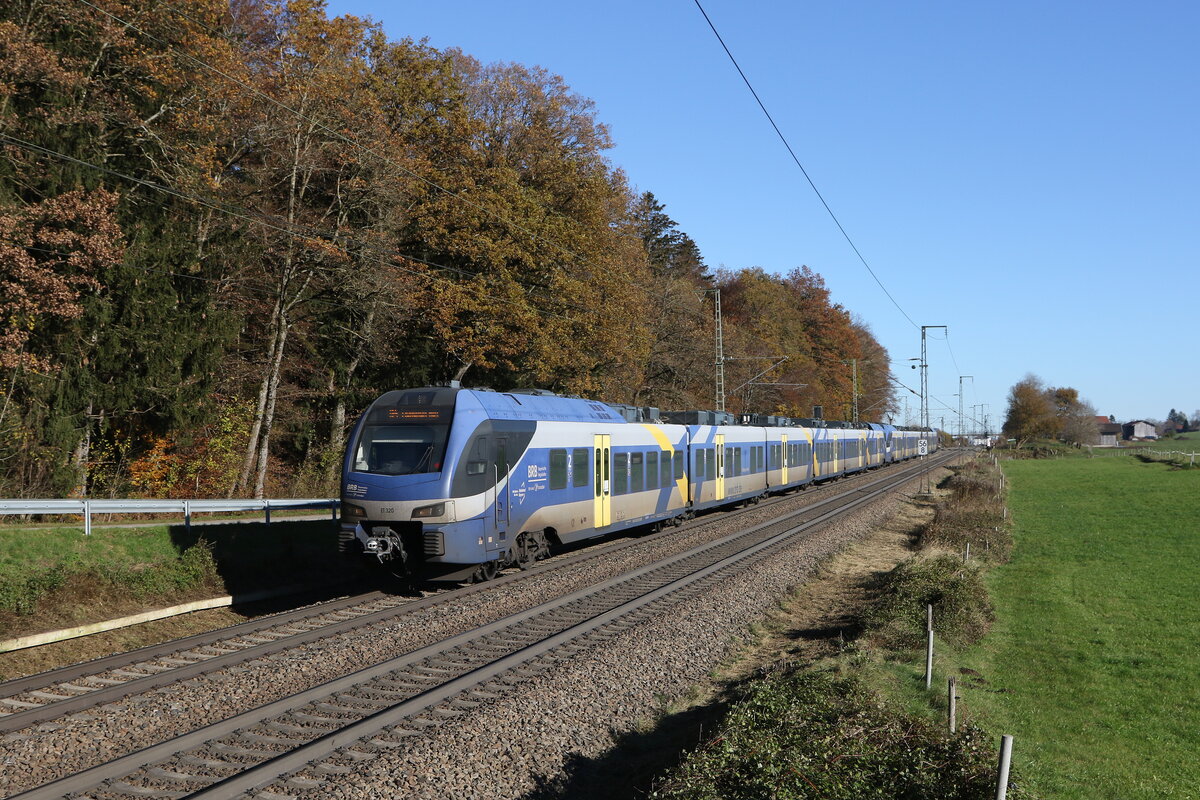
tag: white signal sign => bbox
[918,439,929,456]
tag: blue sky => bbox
[326,0,1198,430]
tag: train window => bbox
[496,439,508,479]
[466,437,488,476]
[549,449,567,490]
[573,448,589,487]
[695,451,705,480]
[705,448,716,478]
[661,452,672,486]
[733,447,742,477]
[673,451,684,480]
[613,453,629,495]
[594,448,601,497]
[646,452,659,490]
[631,452,644,493]
[354,422,450,476]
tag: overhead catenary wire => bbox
[692,0,919,330]
[693,2,993,423]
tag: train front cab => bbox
[340,386,496,570]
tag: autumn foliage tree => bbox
[713,266,892,422]
[1002,375,1098,446]
[0,0,897,498]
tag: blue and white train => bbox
[340,386,937,581]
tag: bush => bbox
[922,461,1012,562]
[863,554,993,650]
[652,670,1030,800]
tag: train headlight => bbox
[411,502,445,519]
[342,503,367,519]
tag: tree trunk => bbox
[324,304,373,487]
[233,310,278,497]
[70,401,93,497]
[253,311,289,499]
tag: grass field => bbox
[0,519,349,638]
[955,457,1200,799]
[1132,432,1200,456]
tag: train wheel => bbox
[472,561,499,582]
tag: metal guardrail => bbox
[0,498,340,535]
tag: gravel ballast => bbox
[269,473,936,800]
[0,466,941,798]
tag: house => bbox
[1122,420,1158,441]
[1096,417,1122,447]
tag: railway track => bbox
[0,453,934,734]
[3,451,958,800]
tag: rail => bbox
[0,498,340,535]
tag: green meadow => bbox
[956,457,1200,799]
[0,519,348,638]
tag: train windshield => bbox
[353,423,450,476]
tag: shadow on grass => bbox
[166,518,385,606]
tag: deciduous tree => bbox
[1002,374,1056,447]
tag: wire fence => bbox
[1089,447,1199,465]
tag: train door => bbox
[780,434,788,484]
[715,434,726,501]
[593,434,611,528]
[494,437,510,532]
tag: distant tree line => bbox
[1002,376,1199,446]
[0,0,895,499]
[1161,409,1196,436]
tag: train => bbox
[339,385,937,581]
